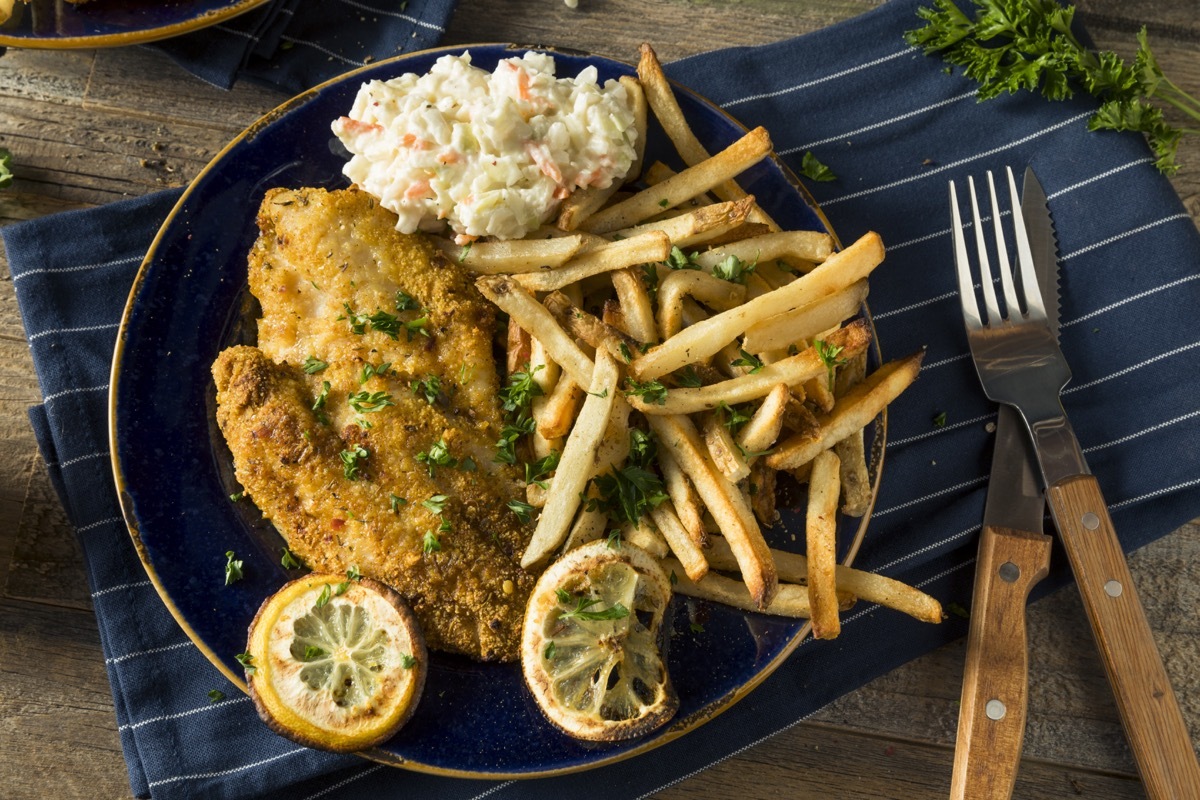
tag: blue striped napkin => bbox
[4,0,1199,797]
[149,0,457,93]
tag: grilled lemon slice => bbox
[245,573,425,752]
[521,540,677,741]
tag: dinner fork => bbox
[950,168,1200,800]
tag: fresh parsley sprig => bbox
[554,589,630,622]
[905,0,1200,174]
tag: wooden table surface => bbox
[1,1,1198,798]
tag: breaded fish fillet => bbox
[213,186,534,662]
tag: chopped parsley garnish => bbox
[657,198,670,208]
[235,652,256,675]
[404,314,431,341]
[416,439,459,477]
[343,303,401,338]
[347,390,395,414]
[737,443,776,460]
[495,414,536,465]
[618,342,634,363]
[731,349,765,374]
[411,375,443,405]
[312,380,331,423]
[360,362,392,383]
[302,356,328,374]
[690,622,706,634]
[500,364,545,414]
[587,387,610,398]
[711,253,757,284]
[229,491,244,502]
[642,262,661,299]
[554,589,630,621]
[315,584,333,608]
[400,654,417,669]
[207,689,225,703]
[525,451,561,489]
[815,339,848,391]
[624,378,669,404]
[303,645,327,661]
[395,290,420,311]
[663,245,702,271]
[421,494,449,515]
[389,494,408,513]
[606,529,623,549]
[933,411,948,427]
[280,548,302,570]
[718,401,752,434]
[340,444,369,480]
[507,499,536,524]
[800,151,837,182]
[346,565,362,582]
[587,429,668,525]
[223,550,243,585]
[458,241,473,262]
[543,641,556,660]
[422,529,442,554]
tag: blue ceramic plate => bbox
[0,0,268,49]
[111,44,884,778]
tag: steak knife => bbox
[949,169,1056,800]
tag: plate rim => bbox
[108,41,886,780]
[0,0,271,49]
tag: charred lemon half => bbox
[521,540,677,741]
[245,573,425,753]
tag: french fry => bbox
[562,507,608,552]
[704,537,944,624]
[636,42,779,230]
[748,459,778,527]
[804,374,836,414]
[611,197,755,249]
[833,350,871,517]
[512,230,670,292]
[702,412,751,482]
[630,231,885,380]
[621,75,649,177]
[581,128,771,234]
[742,280,869,354]
[624,518,669,558]
[657,270,746,340]
[476,276,595,388]
[544,292,646,362]
[806,450,842,639]
[433,234,587,273]
[663,558,854,618]
[536,376,585,440]
[611,267,659,345]
[658,449,706,546]
[506,323,532,377]
[649,503,708,581]
[521,349,620,568]
[627,319,871,415]
[737,383,790,457]
[528,336,561,393]
[692,230,833,274]
[646,413,777,608]
[768,350,925,470]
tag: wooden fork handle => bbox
[951,525,1052,800]
[1048,474,1200,799]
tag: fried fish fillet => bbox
[213,186,534,662]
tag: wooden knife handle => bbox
[1048,474,1200,799]
[951,525,1052,800]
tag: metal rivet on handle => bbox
[1105,580,1123,598]
[1082,512,1100,530]
[998,562,1020,583]
[986,699,1007,721]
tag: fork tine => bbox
[968,175,1002,325]
[987,171,1021,318]
[1006,166,1047,321]
[949,180,982,330]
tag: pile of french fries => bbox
[435,44,943,638]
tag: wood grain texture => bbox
[0,1,1197,799]
[1047,475,1200,799]
[951,526,1052,800]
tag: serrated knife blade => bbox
[950,168,1058,800]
